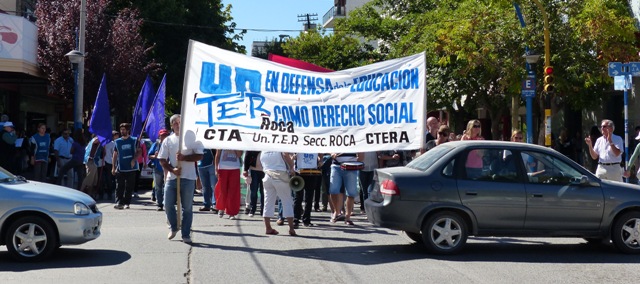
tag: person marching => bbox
[260,151,297,236]
[29,123,50,182]
[148,129,170,211]
[329,153,365,225]
[294,153,322,227]
[158,114,204,243]
[112,123,142,209]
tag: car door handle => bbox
[466,191,477,196]
[532,193,543,198]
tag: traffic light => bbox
[543,66,555,93]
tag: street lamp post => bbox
[523,52,541,144]
[65,0,86,130]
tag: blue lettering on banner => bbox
[196,62,420,132]
[197,62,269,128]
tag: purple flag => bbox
[145,74,166,142]
[131,75,155,138]
[89,74,112,143]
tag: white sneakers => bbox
[167,230,178,240]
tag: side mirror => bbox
[570,175,589,186]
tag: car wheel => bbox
[612,211,640,254]
[421,211,468,254]
[403,231,423,244]
[5,216,58,262]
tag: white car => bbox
[0,168,102,261]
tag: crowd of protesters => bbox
[3,112,637,245]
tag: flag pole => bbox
[177,42,196,227]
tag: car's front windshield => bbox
[406,145,453,171]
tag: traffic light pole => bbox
[531,0,552,146]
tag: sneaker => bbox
[248,213,254,217]
[211,209,219,214]
[124,205,130,209]
[167,230,178,240]
[156,206,164,211]
[336,214,345,221]
[199,207,211,212]
[244,207,251,214]
[322,206,328,212]
[182,236,192,244]
[276,219,284,226]
[152,196,156,202]
[229,215,237,220]
[218,210,224,218]
[114,204,124,210]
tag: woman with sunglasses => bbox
[424,125,451,152]
[461,119,484,179]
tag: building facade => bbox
[0,0,68,136]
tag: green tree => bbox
[283,29,383,71]
[333,0,639,139]
[110,0,245,114]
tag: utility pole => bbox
[297,13,318,31]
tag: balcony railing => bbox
[322,5,346,26]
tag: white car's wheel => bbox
[422,211,468,254]
[5,216,57,262]
[612,212,640,254]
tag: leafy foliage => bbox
[286,0,639,139]
[110,0,245,115]
[36,0,159,122]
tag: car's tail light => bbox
[380,180,399,196]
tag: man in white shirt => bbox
[585,119,624,182]
[159,114,204,244]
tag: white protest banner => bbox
[179,40,426,153]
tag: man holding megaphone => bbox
[293,153,322,227]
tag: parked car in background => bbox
[365,140,640,254]
[0,168,102,261]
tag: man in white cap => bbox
[0,121,17,173]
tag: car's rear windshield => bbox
[406,145,452,171]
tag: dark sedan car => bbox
[365,140,640,254]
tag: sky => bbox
[221,0,334,54]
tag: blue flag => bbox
[131,75,155,138]
[145,74,166,142]
[89,74,112,144]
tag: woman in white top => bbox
[260,151,297,236]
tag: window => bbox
[521,151,582,185]
[461,148,519,182]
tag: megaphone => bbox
[289,175,305,192]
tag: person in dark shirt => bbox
[424,125,451,152]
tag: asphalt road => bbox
[2,190,640,284]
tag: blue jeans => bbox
[329,165,358,197]
[198,166,217,208]
[249,169,264,215]
[164,178,195,238]
[153,171,165,207]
